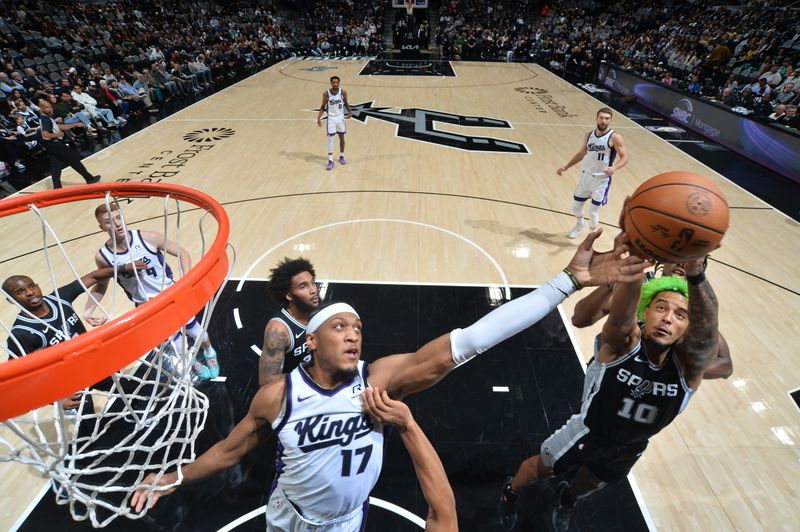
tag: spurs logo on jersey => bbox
[616,368,679,398]
[582,328,693,444]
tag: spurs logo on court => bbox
[183,127,236,143]
[345,101,529,154]
[294,414,374,452]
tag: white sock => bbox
[572,199,586,222]
[340,151,345,158]
[327,136,334,160]
[588,202,601,229]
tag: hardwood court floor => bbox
[1,59,799,530]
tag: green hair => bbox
[637,276,689,321]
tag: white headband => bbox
[306,303,360,334]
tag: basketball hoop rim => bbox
[0,183,230,421]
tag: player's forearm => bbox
[683,278,719,369]
[451,271,577,364]
[572,284,613,328]
[563,152,584,170]
[400,422,456,528]
[258,326,290,386]
[612,152,628,171]
[605,279,641,329]
[258,349,286,386]
[83,284,108,315]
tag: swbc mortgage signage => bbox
[598,64,800,183]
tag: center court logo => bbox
[183,127,236,142]
[300,65,338,72]
[335,101,529,154]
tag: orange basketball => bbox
[623,171,729,263]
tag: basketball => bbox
[623,171,729,263]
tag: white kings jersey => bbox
[270,361,384,522]
[97,230,175,305]
[581,128,616,176]
[326,88,344,118]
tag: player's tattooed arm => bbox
[258,324,290,386]
[679,269,719,388]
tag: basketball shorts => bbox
[540,413,648,484]
[327,115,346,136]
[266,487,367,532]
[574,171,611,206]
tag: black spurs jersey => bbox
[6,281,87,357]
[582,331,694,445]
[268,307,310,374]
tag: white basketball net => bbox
[0,192,232,527]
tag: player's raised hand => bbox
[84,314,107,327]
[565,229,651,287]
[130,471,178,513]
[361,387,413,432]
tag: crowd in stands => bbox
[0,0,388,195]
[435,0,800,130]
[305,0,386,57]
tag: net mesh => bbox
[0,189,230,527]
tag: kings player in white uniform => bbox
[132,230,648,531]
[84,203,219,380]
[316,76,351,171]
[557,107,628,239]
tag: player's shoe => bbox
[550,481,575,532]
[339,155,346,165]
[567,219,586,239]
[326,160,335,171]
[192,360,212,380]
[203,346,220,379]
[498,476,518,530]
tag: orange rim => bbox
[0,183,229,421]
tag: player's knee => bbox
[572,199,586,216]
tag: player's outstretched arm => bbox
[370,229,645,399]
[572,284,613,328]
[80,260,147,289]
[361,388,457,532]
[597,248,649,362]
[677,258,719,389]
[130,379,284,513]
[258,321,290,386]
[83,253,115,326]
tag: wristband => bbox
[562,268,582,290]
[686,271,705,285]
